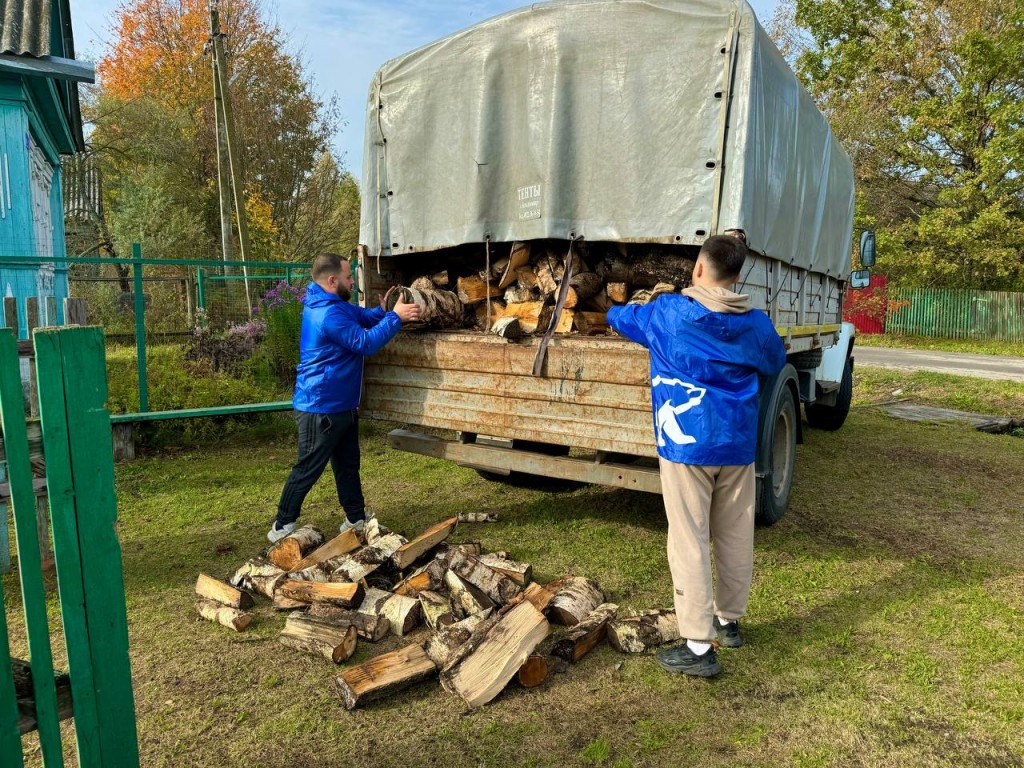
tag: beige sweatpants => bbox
[658,459,756,642]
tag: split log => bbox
[279,614,357,663]
[292,529,361,572]
[492,316,522,339]
[393,516,458,570]
[548,577,604,626]
[607,610,680,653]
[268,526,326,571]
[419,590,457,631]
[499,242,531,288]
[307,604,391,642]
[425,542,486,584]
[517,653,569,688]
[440,599,551,708]
[325,532,407,583]
[536,305,575,334]
[476,553,533,586]
[606,282,630,303]
[429,270,448,286]
[516,266,539,290]
[522,583,556,613]
[501,302,545,334]
[457,512,497,523]
[273,593,309,611]
[457,275,502,305]
[445,570,494,618]
[551,603,618,663]
[196,598,252,632]
[334,644,438,711]
[448,550,522,605]
[503,285,534,304]
[565,272,604,309]
[357,587,422,637]
[277,579,364,608]
[393,563,440,598]
[450,542,484,556]
[598,252,695,288]
[411,276,434,292]
[535,257,561,298]
[424,611,492,667]
[575,311,610,336]
[386,285,464,328]
[474,300,505,330]
[195,573,254,610]
[230,556,284,591]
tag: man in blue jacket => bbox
[268,252,421,543]
[608,235,786,677]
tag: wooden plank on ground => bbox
[333,645,437,710]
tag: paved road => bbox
[855,346,1024,383]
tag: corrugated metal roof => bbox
[0,0,53,58]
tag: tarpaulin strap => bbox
[485,237,492,332]
[532,238,577,377]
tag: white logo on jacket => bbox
[652,376,706,447]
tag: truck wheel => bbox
[805,358,853,431]
[756,376,798,527]
[789,348,823,370]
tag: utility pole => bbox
[208,1,253,312]
[209,13,233,266]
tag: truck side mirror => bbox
[859,231,876,268]
[849,270,871,290]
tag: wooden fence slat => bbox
[1,297,18,338]
[63,298,87,326]
[34,329,105,765]
[0,329,64,765]
[45,326,140,766]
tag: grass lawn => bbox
[5,373,1024,767]
[856,333,1024,358]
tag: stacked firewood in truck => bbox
[383,241,696,337]
[193,516,683,710]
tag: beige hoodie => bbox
[681,285,752,315]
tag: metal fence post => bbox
[196,267,207,325]
[131,244,149,413]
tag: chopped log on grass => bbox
[425,542,486,584]
[274,593,309,611]
[565,272,604,309]
[457,275,502,305]
[196,598,252,632]
[547,577,604,626]
[492,316,523,339]
[606,282,629,303]
[419,589,457,631]
[326,532,407,583]
[307,603,391,641]
[574,311,610,336]
[517,653,569,688]
[334,644,437,711]
[457,512,497,523]
[607,610,680,653]
[440,599,551,708]
[268,526,326,571]
[424,611,492,667]
[277,579,364,608]
[476,553,533,586]
[445,570,494,618]
[357,587,422,637]
[279,614,358,663]
[231,556,285,597]
[522,583,556,613]
[499,242,531,288]
[551,603,618,662]
[195,573,254,610]
[451,542,483,556]
[393,563,440,597]
[501,302,545,334]
[448,550,522,605]
[392,516,458,570]
[292,529,361,572]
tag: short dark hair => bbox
[698,235,747,280]
[311,252,345,281]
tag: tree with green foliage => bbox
[771,0,1024,289]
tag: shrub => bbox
[257,280,306,386]
[184,317,267,376]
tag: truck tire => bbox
[756,369,798,527]
[805,358,853,431]
[789,348,823,370]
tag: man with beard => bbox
[268,252,421,542]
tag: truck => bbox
[355,0,873,525]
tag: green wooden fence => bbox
[0,326,139,766]
[886,287,1024,342]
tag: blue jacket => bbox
[292,282,402,413]
[607,293,786,466]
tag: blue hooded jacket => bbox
[608,290,786,466]
[292,282,402,413]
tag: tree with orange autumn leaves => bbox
[84,0,357,263]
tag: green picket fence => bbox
[0,326,139,766]
[886,287,1024,342]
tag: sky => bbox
[71,0,780,183]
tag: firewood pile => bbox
[193,516,682,710]
[385,240,695,337]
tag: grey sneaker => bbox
[267,521,296,543]
[655,643,723,677]
[714,617,744,648]
[339,517,366,536]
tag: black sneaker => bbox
[655,643,722,677]
[714,617,744,648]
